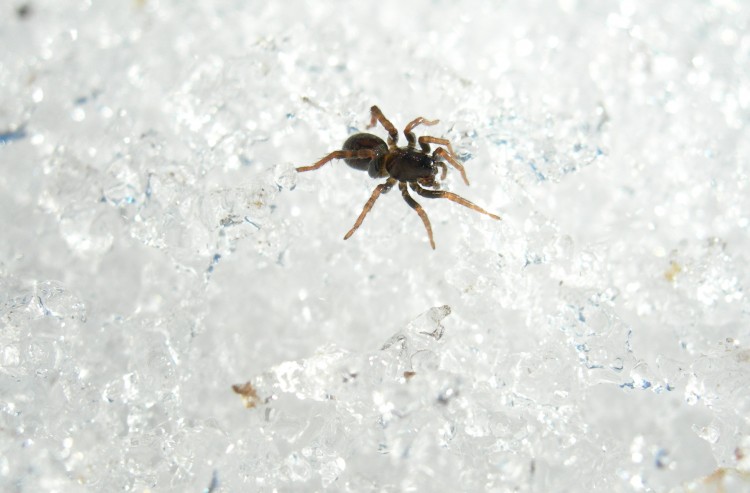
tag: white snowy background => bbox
[1,0,749,491]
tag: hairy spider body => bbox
[343,132,436,183]
[296,105,500,249]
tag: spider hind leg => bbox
[296,149,377,173]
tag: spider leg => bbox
[399,182,436,249]
[296,149,376,173]
[367,105,399,148]
[432,146,470,186]
[418,136,456,156]
[410,183,501,220]
[404,116,439,147]
[344,177,397,240]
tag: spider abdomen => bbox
[342,133,388,177]
[385,148,436,182]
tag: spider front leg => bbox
[367,105,399,148]
[404,116,439,147]
[410,183,501,220]
[399,182,435,249]
[344,178,397,240]
[418,136,456,156]
[296,149,377,173]
[432,146,470,186]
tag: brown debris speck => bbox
[232,382,262,409]
[664,261,682,282]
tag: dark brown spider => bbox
[296,105,500,249]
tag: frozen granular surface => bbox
[1,1,749,491]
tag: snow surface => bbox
[1,1,749,491]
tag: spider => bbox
[295,105,500,249]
